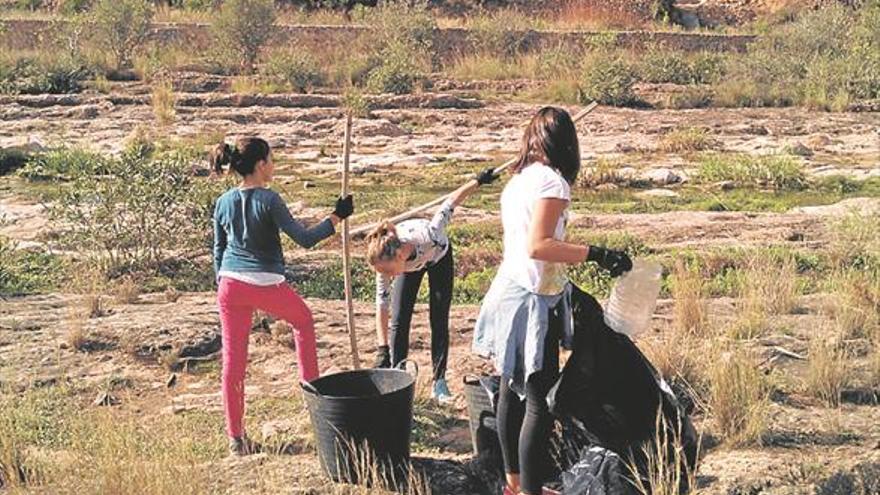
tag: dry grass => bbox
[830,269,880,341]
[628,410,699,495]
[806,334,850,408]
[730,253,800,339]
[229,76,285,95]
[708,347,769,446]
[151,79,176,127]
[556,0,651,30]
[270,320,293,348]
[642,332,709,411]
[163,286,181,303]
[870,349,880,391]
[83,293,107,319]
[577,157,627,188]
[113,276,141,304]
[158,347,181,372]
[658,127,716,154]
[671,260,709,337]
[65,309,88,351]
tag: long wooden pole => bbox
[341,113,360,369]
[349,102,599,237]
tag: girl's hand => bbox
[333,195,354,220]
[475,167,498,186]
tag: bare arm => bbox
[527,198,589,264]
[376,306,389,346]
[445,180,480,209]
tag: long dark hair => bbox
[209,137,271,176]
[510,107,580,185]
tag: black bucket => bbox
[463,375,501,457]
[302,362,417,486]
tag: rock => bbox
[289,150,322,161]
[806,134,833,148]
[446,152,492,163]
[594,183,618,191]
[640,168,682,186]
[743,124,770,136]
[790,197,880,216]
[636,188,680,199]
[166,373,178,388]
[714,180,736,191]
[784,142,813,157]
[355,120,409,138]
[260,419,300,441]
[614,143,637,153]
[93,391,118,407]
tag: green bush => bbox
[261,50,325,92]
[16,148,108,181]
[0,56,90,95]
[210,0,276,74]
[50,148,225,276]
[0,237,65,297]
[638,48,726,85]
[697,153,806,190]
[578,54,640,107]
[0,148,30,176]
[366,42,423,95]
[467,8,533,58]
[90,0,154,70]
[15,0,43,10]
[56,0,92,14]
[293,258,373,301]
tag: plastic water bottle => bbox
[603,259,662,339]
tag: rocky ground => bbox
[1,73,880,494]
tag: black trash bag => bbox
[562,446,634,495]
[547,284,698,492]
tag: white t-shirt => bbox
[497,163,571,295]
[218,270,285,286]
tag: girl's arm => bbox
[527,198,589,263]
[270,195,336,248]
[375,273,391,346]
[213,203,227,277]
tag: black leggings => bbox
[497,305,562,495]
[389,245,453,381]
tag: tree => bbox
[91,0,154,70]
[210,0,277,74]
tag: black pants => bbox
[389,245,453,381]
[497,305,562,495]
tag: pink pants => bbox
[217,277,319,438]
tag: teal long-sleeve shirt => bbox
[213,187,335,276]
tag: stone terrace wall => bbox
[0,19,755,58]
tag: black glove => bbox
[587,245,633,278]
[374,345,391,369]
[333,194,354,220]
[475,167,498,186]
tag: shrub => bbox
[697,153,806,190]
[578,54,639,107]
[0,55,89,95]
[0,148,30,176]
[56,0,92,14]
[467,8,533,58]
[261,49,325,92]
[90,0,154,70]
[16,148,109,181]
[638,48,726,86]
[50,148,225,277]
[0,237,64,297]
[210,0,276,74]
[366,42,423,95]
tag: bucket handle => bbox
[396,359,419,381]
[300,380,319,395]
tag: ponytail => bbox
[366,221,402,265]
[209,137,271,176]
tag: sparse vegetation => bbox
[261,49,325,93]
[578,54,639,107]
[151,78,176,126]
[659,127,716,154]
[671,260,708,337]
[0,237,64,296]
[697,153,806,190]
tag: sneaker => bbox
[374,345,391,368]
[432,378,454,404]
[228,436,256,456]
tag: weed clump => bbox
[708,347,769,446]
